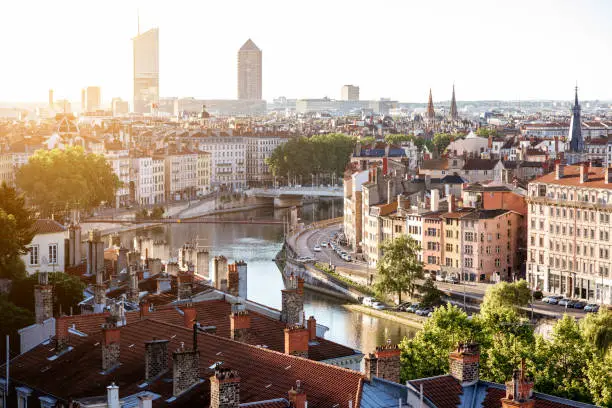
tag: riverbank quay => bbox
[343,304,425,328]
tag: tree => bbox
[15,146,119,218]
[480,280,532,315]
[0,183,34,279]
[418,278,443,307]
[375,235,424,303]
[585,352,612,407]
[581,308,612,356]
[432,133,454,155]
[384,134,412,145]
[0,295,34,338]
[9,272,85,316]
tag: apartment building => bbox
[104,146,130,208]
[245,136,287,187]
[196,136,246,190]
[343,169,369,250]
[0,152,13,186]
[526,163,612,305]
[164,150,199,201]
[197,151,212,195]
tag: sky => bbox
[1,0,612,104]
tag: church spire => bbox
[568,85,583,153]
[426,89,435,120]
[450,84,458,120]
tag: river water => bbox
[116,200,417,353]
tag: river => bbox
[115,199,418,353]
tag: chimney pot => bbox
[580,163,589,183]
[137,395,153,408]
[307,316,316,341]
[449,342,480,386]
[145,339,169,381]
[107,383,120,408]
[373,342,401,383]
[102,321,121,371]
[288,381,307,408]
[230,310,251,342]
[172,345,200,396]
[182,305,197,329]
[210,368,240,408]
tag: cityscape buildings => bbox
[82,86,101,112]
[341,84,360,101]
[133,27,159,114]
[237,39,262,101]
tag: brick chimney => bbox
[554,160,564,180]
[230,310,250,342]
[177,272,193,301]
[34,271,53,324]
[580,163,589,183]
[145,339,169,381]
[606,167,612,184]
[448,194,455,213]
[156,273,171,294]
[364,353,378,381]
[307,316,316,341]
[172,342,200,396]
[227,263,239,297]
[373,342,401,383]
[210,367,240,408]
[127,265,139,304]
[281,276,304,326]
[449,343,480,386]
[139,300,151,319]
[284,325,309,358]
[55,315,70,351]
[288,380,307,408]
[501,360,535,408]
[102,319,121,372]
[182,304,197,329]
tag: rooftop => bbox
[31,219,67,234]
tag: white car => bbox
[313,245,322,252]
[320,242,328,248]
[435,275,445,282]
[362,297,375,307]
[372,302,386,310]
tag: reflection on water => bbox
[116,200,418,353]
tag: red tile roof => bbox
[6,319,364,408]
[533,165,612,189]
[32,219,67,234]
[408,375,462,408]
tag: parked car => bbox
[566,300,579,308]
[572,301,586,309]
[445,275,459,284]
[344,254,352,262]
[435,275,445,282]
[558,298,572,307]
[321,242,328,248]
[362,297,375,307]
[397,302,411,311]
[313,245,321,252]
[584,304,600,313]
[546,295,564,305]
[372,302,386,310]
[416,307,433,316]
[406,304,421,313]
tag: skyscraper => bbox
[133,27,159,113]
[237,39,262,100]
[341,85,360,101]
[82,86,101,112]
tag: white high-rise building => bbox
[133,27,159,114]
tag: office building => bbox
[111,98,129,116]
[133,27,160,113]
[82,86,101,112]
[237,39,262,100]
[341,85,359,101]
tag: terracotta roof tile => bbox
[533,165,612,189]
[408,375,462,408]
[32,219,67,234]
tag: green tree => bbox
[418,278,443,307]
[375,235,423,302]
[585,352,612,407]
[0,295,34,338]
[9,272,85,316]
[0,183,34,279]
[432,133,454,155]
[581,308,612,356]
[480,280,532,315]
[15,146,119,218]
[384,134,412,145]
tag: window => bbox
[465,245,473,255]
[445,258,452,266]
[48,244,57,265]
[495,259,501,267]
[29,245,39,266]
[464,258,473,268]
[445,243,453,252]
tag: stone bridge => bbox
[245,186,344,208]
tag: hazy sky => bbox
[2,0,612,104]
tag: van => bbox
[362,297,374,307]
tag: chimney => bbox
[606,167,612,184]
[212,256,228,291]
[580,163,589,183]
[425,174,431,191]
[107,383,120,408]
[177,272,193,300]
[373,342,401,383]
[55,315,70,351]
[501,360,534,408]
[182,304,197,329]
[117,247,128,274]
[288,380,307,408]
[127,265,140,303]
[137,395,153,408]
[387,179,395,204]
[34,271,53,324]
[93,283,106,314]
[139,300,151,319]
[449,343,480,386]
[284,325,309,358]
[554,160,564,180]
[230,310,250,342]
[431,189,440,212]
[172,342,200,396]
[210,368,240,408]
[363,353,378,381]
[227,264,239,297]
[156,273,171,294]
[281,276,304,326]
[195,250,210,278]
[236,261,248,299]
[102,319,121,372]
[448,194,456,213]
[145,339,169,381]
[307,316,317,341]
